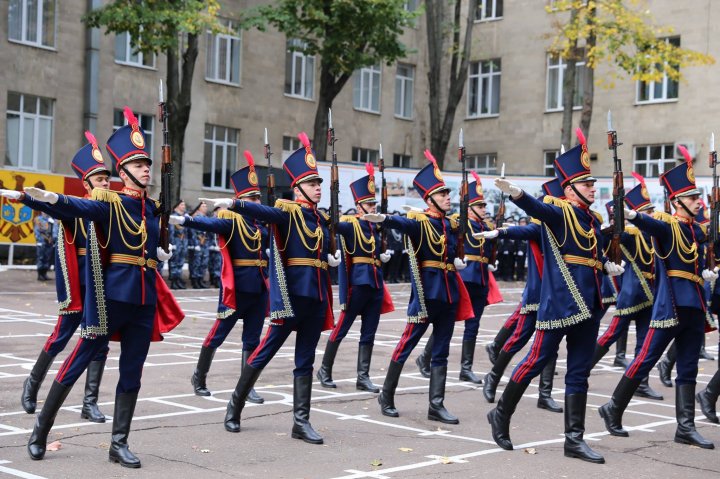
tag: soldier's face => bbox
[120,159,151,187]
[88,173,110,190]
[246,195,261,204]
[470,204,486,219]
[358,202,377,214]
[427,190,451,212]
[295,180,322,203]
[175,201,186,214]
[676,194,702,217]
[565,181,596,205]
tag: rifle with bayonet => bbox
[157,80,172,251]
[457,129,468,258]
[607,111,624,264]
[327,109,339,253]
[378,143,388,251]
[708,133,718,269]
[488,163,506,266]
[264,128,275,206]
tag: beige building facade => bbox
[2,0,719,204]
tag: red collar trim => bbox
[121,187,144,199]
[673,213,694,224]
[425,208,445,219]
[296,198,317,209]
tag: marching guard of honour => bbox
[4,100,720,469]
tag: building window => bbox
[546,55,586,111]
[395,64,414,119]
[206,19,241,85]
[112,109,154,176]
[637,37,680,103]
[351,147,379,164]
[544,150,559,177]
[634,144,676,178]
[393,154,412,168]
[8,0,55,48]
[115,31,156,68]
[203,125,238,190]
[467,153,497,174]
[476,0,503,21]
[403,0,419,12]
[285,39,315,100]
[354,64,381,113]
[6,92,54,171]
[282,135,302,161]
[468,59,501,117]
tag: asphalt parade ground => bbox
[0,268,719,479]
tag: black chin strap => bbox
[675,197,695,219]
[428,196,445,216]
[121,166,145,190]
[296,182,316,205]
[470,205,484,222]
[570,184,592,206]
[357,203,369,215]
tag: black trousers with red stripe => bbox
[597,309,651,360]
[390,300,458,368]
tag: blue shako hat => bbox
[541,178,565,199]
[660,145,700,199]
[349,162,377,204]
[625,172,653,211]
[413,149,450,200]
[468,171,486,206]
[105,106,151,171]
[283,132,322,187]
[230,150,261,199]
[554,128,596,187]
[71,131,111,181]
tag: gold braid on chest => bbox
[340,215,375,255]
[217,210,262,252]
[91,189,147,250]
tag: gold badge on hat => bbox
[641,186,650,200]
[581,150,590,170]
[476,183,483,197]
[368,177,376,194]
[686,166,695,183]
[248,170,258,186]
[92,147,104,163]
[131,130,145,149]
[433,167,443,182]
[305,152,316,169]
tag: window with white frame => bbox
[115,31,156,68]
[634,144,676,178]
[206,19,241,85]
[5,92,54,171]
[8,0,56,48]
[393,154,411,168]
[468,59,501,117]
[544,150,559,177]
[351,147,379,164]
[546,55,586,111]
[637,37,680,103]
[203,125,238,190]
[467,153,497,174]
[282,135,302,161]
[285,39,315,100]
[476,0,503,21]
[395,64,414,119]
[112,109,154,176]
[353,64,381,113]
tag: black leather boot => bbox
[224,364,262,432]
[415,337,432,378]
[487,380,528,450]
[590,343,610,369]
[428,366,459,424]
[483,349,513,403]
[537,357,563,413]
[316,339,340,388]
[80,360,106,423]
[169,277,179,289]
[613,329,628,368]
[27,380,72,460]
[634,376,664,401]
[598,375,641,437]
[243,349,264,404]
[675,384,714,449]
[696,370,720,423]
[108,392,141,468]
[564,393,605,464]
[177,277,187,289]
[378,360,403,417]
[22,350,54,414]
[191,346,215,396]
[356,343,380,393]
[656,343,676,387]
[291,375,323,444]
[459,340,483,384]
[699,336,715,360]
[486,326,514,365]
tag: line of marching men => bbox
[2,113,720,469]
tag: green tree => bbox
[84,1,228,203]
[253,0,417,161]
[547,0,714,147]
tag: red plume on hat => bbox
[631,171,646,188]
[244,150,255,168]
[298,132,311,149]
[424,149,438,167]
[365,160,374,177]
[677,144,693,165]
[84,131,98,148]
[471,170,481,183]
[575,127,587,148]
[123,106,139,129]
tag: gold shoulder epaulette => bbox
[591,210,604,223]
[448,213,460,220]
[543,196,566,207]
[149,198,160,209]
[91,188,120,203]
[449,216,459,230]
[217,210,240,220]
[530,218,541,225]
[625,225,640,235]
[274,199,300,213]
[652,211,676,223]
[700,223,708,236]
[485,218,497,227]
[340,214,357,223]
[319,210,330,221]
[407,211,428,222]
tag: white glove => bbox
[193,245,201,252]
[702,269,719,281]
[328,250,341,267]
[402,205,424,213]
[168,244,176,251]
[362,213,386,223]
[473,229,499,239]
[494,179,522,199]
[24,187,58,204]
[379,250,392,263]
[453,257,467,271]
[624,207,637,220]
[0,189,22,200]
[265,248,270,258]
[198,197,234,210]
[169,214,185,225]
[605,261,625,277]
[157,247,172,262]
[488,260,498,272]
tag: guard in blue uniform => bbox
[172,151,269,404]
[201,133,337,445]
[316,162,394,392]
[188,202,210,288]
[34,212,54,281]
[23,107,183,467]
[207,211,222,288]
[599,150,716,450]
[168,199,188,289]
[363,151,474,424]
[480,178,565,413]
[490,131,624,463]
[590,178,663,400]
[4,132,112,423]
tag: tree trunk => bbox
[560,9,580,149]
[312,65,350,162]
[579,5,597,137]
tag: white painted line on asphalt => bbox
[147,399,208,411]
[0,461,48,479]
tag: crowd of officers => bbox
[3,116,720,470]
